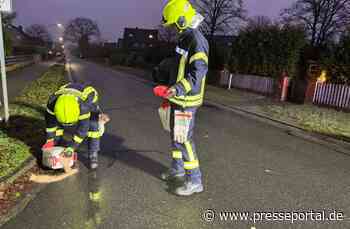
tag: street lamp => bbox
[59,37,64,42]
[57,23,63,28]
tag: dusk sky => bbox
[13,0,292,41]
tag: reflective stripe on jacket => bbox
[169,28,209,108]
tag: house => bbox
[117,38,124,48]
[6,25,44,47]
[122,27,158,50]
[5,25,46,55]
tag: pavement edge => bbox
[0,181,45,228]
[0,158,43,227]
[206,100,350,155]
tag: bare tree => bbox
[281,0,350,47]
[64,17,100,54]
[246,16,273,31]
[193,0,245,39]
[158,25,177,43]
[25,24,52,42]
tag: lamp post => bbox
[47,23,64,39]
[47,23,64,53]
[0,14,9,122]
[0,0,13,123]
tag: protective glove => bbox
[174,131,187,144]
[164,87,177,99]
[161,100,170,108]
[173,111,192,144]
[60,147,75,173]
[99,113,110,124]
[153,86,170,98]
[62,147,74,157]
[158,100,171,132]
[42,140,55,150]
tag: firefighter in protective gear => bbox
[43,83,105,170]
[160,0,209,196]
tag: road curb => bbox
[0,182,45,228]
[0,157,41,227]
[0,157,36,185]
[205,100,350,155]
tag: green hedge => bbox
[4,30,12,56]
[229,25,306,79]
[321,31,350,84]
[110,51,150,68]
[0,65,67,179]
[109,52,128,65]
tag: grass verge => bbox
[0,65,67,180]
[259,104,350,141]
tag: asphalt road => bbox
[2,58,350,229]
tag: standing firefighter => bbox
[42,83,108,170]
[159,0,209,196]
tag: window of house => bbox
[129,33,134,38]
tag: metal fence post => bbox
[228,73,233,90]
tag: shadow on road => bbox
[78,133,168,180]
[2,103,168,181]
[96,133,185,195]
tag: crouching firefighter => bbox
[43,83,107,170]
[160,0,209,196]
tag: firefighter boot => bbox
[161,168,185,181]
[174,180,203,196]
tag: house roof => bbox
[6,24,44,45]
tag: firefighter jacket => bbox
[45,83,100,149]
[169,28,209,108]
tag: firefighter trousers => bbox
[54,112,101,154]
[170,105,202,184]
